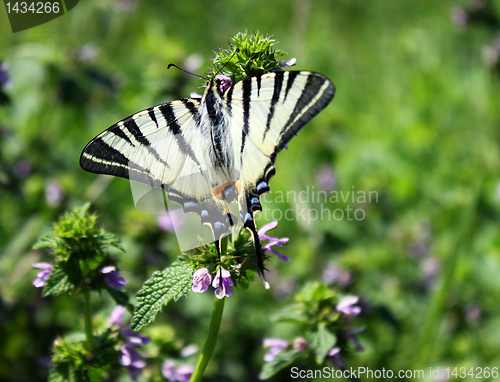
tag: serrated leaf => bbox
[131,259,194,331]
[48,363,85,382]
[308,325,336,364]
[33,234,59,249]
[259,348,303,380]
[42,260,82,297]
[48,363,70,382]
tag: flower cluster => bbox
[191,221,289,299]
[262,295,364,369]
[32,263,53,287]
[108,306,150,381]
[192,267,234,299]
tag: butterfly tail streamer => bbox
[245,219,270,289]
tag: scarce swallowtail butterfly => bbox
[80,70,335,287]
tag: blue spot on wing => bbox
[256,181,268,193]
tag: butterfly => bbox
[80,70,335,287]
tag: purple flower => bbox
[192,268,212,293]
[263,338,289,362]
[162,360,177,381]
[279,57,297,68]
[258,221,290,262]
[116,321,151,382]
[13,160,32,179]
[101,266,127,290]
[120,344,146,381]
[32,263,53,288]
[322,263,353,286]
[336,296,361,316]
[317,165,336,191]
[327,347,345,368]
[451,6,468,29]
[158,210,186,232]
[122,327,151,346]
[172,364,194,382]
[420,256,440,282]
[180,344,198,357]
[212,268,234,299]
[108,305,127,326]
[45,179,65,208]
[215,74,232,93]
[465,301,481,327]
[162,360,194,382]
[0,62,9,86]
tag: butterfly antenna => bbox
[167,63,205,79]
[214,48,240,76]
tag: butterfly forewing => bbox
[226,71,335,218]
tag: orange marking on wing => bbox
[213,181,241,200]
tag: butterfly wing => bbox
[227,71,335,222]
[80,99,235,240]
[225,71,335,283]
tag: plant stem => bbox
[190,295,226,382]
[83,288,93,352]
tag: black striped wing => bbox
[80,99,205,188]
[226,71,335,226]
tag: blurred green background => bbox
[1,0,500,381]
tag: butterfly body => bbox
[80,70,335,285]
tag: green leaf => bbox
[259,348,303,380]
[131,258,194,331]
[48,363,70,382]
[308,325,337,364]
[87,367,105,382]
[32,233,59,249]
[48,363,84,382]
[42,260,82,297]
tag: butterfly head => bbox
[211,74,232,95]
